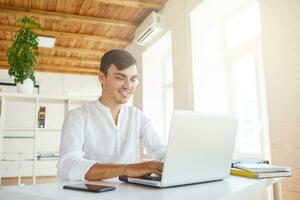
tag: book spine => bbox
[230,169,257,178]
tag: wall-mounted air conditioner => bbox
[135,11,163,46]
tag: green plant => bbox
[7,16,42,85]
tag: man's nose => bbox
[122,79,131,89]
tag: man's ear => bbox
[98,71,105,84]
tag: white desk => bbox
[0,176,282,200]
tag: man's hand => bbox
[123,161,163,178]
[85,161,163,181]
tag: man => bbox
[57,49,166,181]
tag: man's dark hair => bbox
[100,49,136,76]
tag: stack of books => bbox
[231,163,292,179]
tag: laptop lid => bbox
[160,110,238,187]
[120,110,238,188]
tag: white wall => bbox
[260,0,300,199]
[0,69,101,97]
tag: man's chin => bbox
[116,97,130,104]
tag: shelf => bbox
[0,92,95,180]
[2,128,61,132]
[3,136,35,139]
[36,128,61,132]
[38,96,66,101]
[0,92,96,101]
[2,128,35,131]
[1,158,58,162]
[2,94,37,100]
[1,159,34,162]
[36,158,58,161]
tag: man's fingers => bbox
[158,163,163,172]
[141,161,164,176]
[152,169,162,177]
[153,162,163,172]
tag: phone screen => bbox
[63,183,116,193]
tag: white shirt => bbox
[57,100,166,180]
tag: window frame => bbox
[223,2,270,159]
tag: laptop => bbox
[119,109,238,188]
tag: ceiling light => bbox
[37,36,56,48]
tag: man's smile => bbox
[118,89,131,98]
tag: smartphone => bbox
[63,183,116,193]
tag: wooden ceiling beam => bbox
[51,46,105,56]
[0,65,97,76]
[0,50,100,66]
[36,69,97,75]
[36,65,99,73]
[0,39,106,56]
[94,0,164,9]
[0,24,130,45]
[35,69,98,76]
[0,6,138,29]
[0,61,99,75]
[37,55,99,66]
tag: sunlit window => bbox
[231,53,261,154]
[190,6,227,114]
[142,31,173,145]
[226,2,264,155]
[191,0,268,157]
[163,53,173,143]
[226,2,261,48]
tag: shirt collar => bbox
[95,99,111,114]
[95,99,124,115]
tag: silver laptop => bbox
[119,110,238,188]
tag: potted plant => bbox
[7,16,42,94]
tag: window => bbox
[226,1,267,157]
[230,53,262,154]
[226,2,261,49]
[142,31,173,145]
[163,53,173,143]
[190,1,228,115]
[191,0,269,158]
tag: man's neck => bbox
[99,96,122,122]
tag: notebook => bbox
[233,163,291,173]
[230,168,292,179]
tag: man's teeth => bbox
[120,91,129,96]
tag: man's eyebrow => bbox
[113,73,126,77]
[113,73,138,78]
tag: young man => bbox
[57,49,166,181]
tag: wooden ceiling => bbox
[0,0,168,76]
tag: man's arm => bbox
[85,161,163,181]
[140,116,167,161]
[58,110,97,180]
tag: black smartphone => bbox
[63,183,116,193]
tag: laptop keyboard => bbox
[142,175,162,181]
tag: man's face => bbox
[99,64,138,105]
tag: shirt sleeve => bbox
[57,109,97,181]
[139,114,167,161]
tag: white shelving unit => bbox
[0,92,96,186]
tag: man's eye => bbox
[115,76,125,80]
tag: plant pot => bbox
[17,78,34,94]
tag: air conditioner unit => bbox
[135,11,163,46]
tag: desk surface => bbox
[0,176,281,200]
